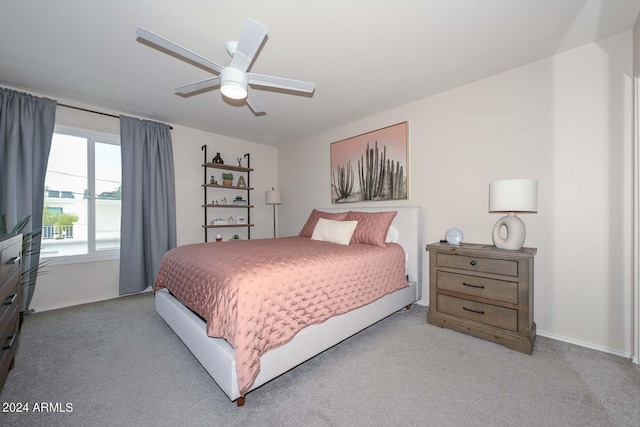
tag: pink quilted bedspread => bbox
[153,236,408,395]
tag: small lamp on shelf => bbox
[265,187,282,238]
[489,178,538,250]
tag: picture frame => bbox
[237,216,247,224]
[330,122,408,204]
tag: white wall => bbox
[27,97,278,312]
[279,32,634,356]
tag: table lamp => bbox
[489,179,538,250]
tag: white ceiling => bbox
[1,1,639,146]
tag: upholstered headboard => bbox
[322,206,422,299]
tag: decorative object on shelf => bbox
[237,157,243,167]
[445,228,464,246]
[233,196,247,205]
[489,178,538,250]
[212,152,224,164]
[222,172,234,186]
[227,216,235,224]
[237,176,246,187]
[215,233,223,242]
[237,216,247,224]
[232,234,240,240]
[212,218,227,225]
[330,122,408,204]
[210,175,218,185]
[265,187,282,238]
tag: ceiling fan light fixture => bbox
[136,19,315,113]
[220,67,248,100]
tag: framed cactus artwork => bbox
[330,121,408,204]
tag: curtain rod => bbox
[58,103,173,130]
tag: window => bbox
[42,126,121,261]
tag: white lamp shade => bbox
[489,179,538,213]
[265,190,282,205]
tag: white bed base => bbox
[155,206,422,405]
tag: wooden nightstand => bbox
[426,242,536,354]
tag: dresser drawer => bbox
[436,253,518,276]
[436,271,518,304]
[0,240,21,286]
[0,304,19,390]
[437,294,518,332]
[0,269,19,333]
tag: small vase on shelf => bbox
[212,152,224,164]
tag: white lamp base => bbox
[492,212,526,250]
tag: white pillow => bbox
[385,225,399,243]
[311,218,358,245]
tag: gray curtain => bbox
[119,116,176,295]
[0,88,57,312]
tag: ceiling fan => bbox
[135,19,315,114]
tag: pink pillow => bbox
[345,211,397,247]
[298,209,349,237]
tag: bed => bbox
[154,206,422,406]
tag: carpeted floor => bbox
[1,292,639,426]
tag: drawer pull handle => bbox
[463,306,485,315]
[2,334,16,350]
[463,282,485,289]
[469,260,476,266]
[7,256,21,265]
[3,294,17,306]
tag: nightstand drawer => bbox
[437,294,518,332]
[437,253,518,276]
[436,271,518,304]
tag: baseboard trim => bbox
[537,330,632,360]
[31,287,153,313]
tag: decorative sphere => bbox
[445,228,464,246]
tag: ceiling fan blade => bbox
[230,19,268,72]
[174,77,221,95]
[248,73,315,93]
[246,89,266,114]
[136,27,224,74]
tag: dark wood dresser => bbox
[0,234,22,392]
[426,242,536,354]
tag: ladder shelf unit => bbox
[201,145,254,242]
